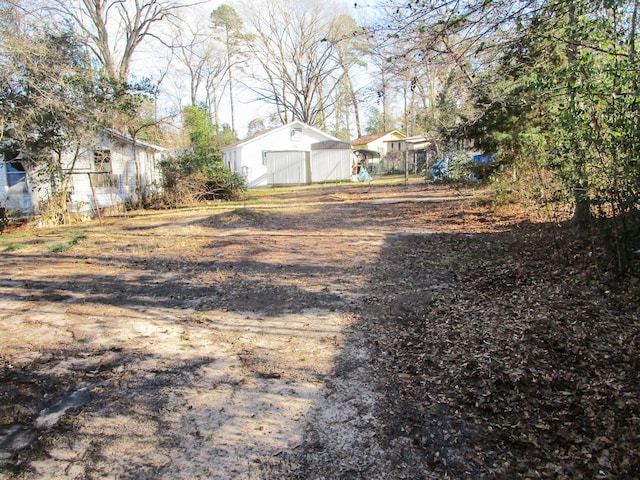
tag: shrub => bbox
[158,152,246,207]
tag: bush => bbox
[158,153,246,207]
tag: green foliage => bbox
[458,0,639,272]
[49,231,86,253]
[1,29,94,159]
[158,105,245,204]
[365,107,385,134]
[211,4,243,36]
[4,243,27,252]
[97,76,158,132]
[183,105,221,165]
[218,124,239,148]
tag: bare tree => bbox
[41,0,192,83]
[211,4,246,134]
[241,0,345,127]
[325,14,371,138]
[169,15,228,113]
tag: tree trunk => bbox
[567,0,591,227]
[131,133,142,209]
[226,34,235,134]
[572,184,591,227]
[343,66,361,138]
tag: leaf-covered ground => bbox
[359,201,640,478]
[1,181,638,479]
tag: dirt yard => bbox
[1,181,638,479]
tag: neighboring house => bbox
[351,130,407,172]
[222,121,352,188]
[404,134,436,174]
[0,129,164,218]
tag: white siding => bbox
[310,150,352,183]
[224,122,343,188]
[266,151,309,185]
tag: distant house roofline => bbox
[102,128,165,152]
[351,129,406,146]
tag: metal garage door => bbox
[310,149,352,183]
[310,140,352,183]
[265,150,310,186]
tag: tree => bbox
[170,17,221,108]
[242,0,345,127]
[211,4,246,134]
[168,12,235,147]
[1,2,162,220]
[182,105,219,166]
[159,105,244,203]
[43,0,186,84]
[365,0,487,140]
[544,0,640,261]
[398,0,640,270]
[0,24,110,222]
[324,14,371,138]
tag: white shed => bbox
[222,121,352,188]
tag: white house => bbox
[0,129,164,218]
[222,121,352,188]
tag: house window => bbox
[6,162,28,192]
[92,149,117,188]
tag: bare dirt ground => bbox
[0,181,638,479]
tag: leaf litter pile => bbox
[356,200,640,478]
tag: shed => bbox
[222,121,352,188]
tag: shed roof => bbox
[102,128,165,152]
[311,140,351,150]
[353,148,381,158]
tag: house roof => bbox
[103,128,165,152]
[351,129,407,146]
[221,121,340,151]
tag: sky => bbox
[131,0,372,139]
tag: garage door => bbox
[265,151,310,186]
